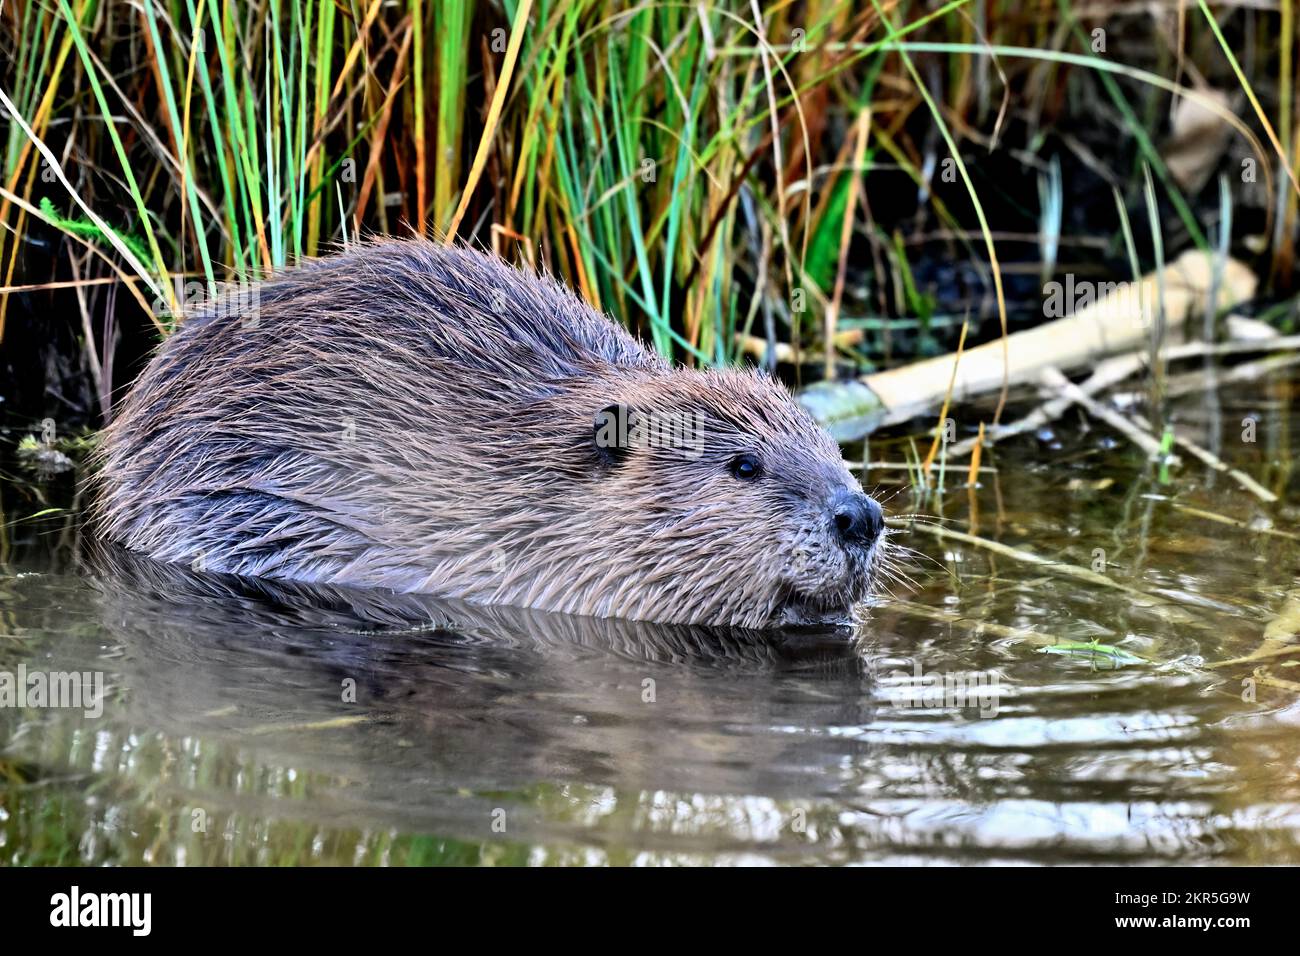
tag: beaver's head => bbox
[533,366,886,629]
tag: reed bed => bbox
[1,0,1297,425]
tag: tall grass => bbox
[1,1,1298,414]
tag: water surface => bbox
[2,371,1299,865]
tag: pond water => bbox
[2,370,1299,866]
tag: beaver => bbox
[93,240,886,629]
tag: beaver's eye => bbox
[729,453,762,480]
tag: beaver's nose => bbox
[830,489,883,545]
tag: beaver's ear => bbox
[593,402,636,465]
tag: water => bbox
[2,373,1299,865]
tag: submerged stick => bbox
[1207,644,1300,668]
[1208,589,1300,669]
[246,715,379,736]
[900,521,1160,601]
[1129,413,1277,503]
[1171,503,1300,541]
[1251,668,1300,692]
[886,599,1062,648]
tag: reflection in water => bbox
[3,377,1300,863]
[4,544,879,864]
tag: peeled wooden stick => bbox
[1208,588,1300,670]
[800,250,1257,437]
[1172,503,1300,541]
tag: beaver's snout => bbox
[829,488,884,547]
[772,485,884,628]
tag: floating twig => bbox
[1040,366,1175,462]
[947,335,1300,459]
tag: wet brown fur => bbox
[93,240,882,628]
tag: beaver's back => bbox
[94,241,660,587]
[156,240,658,390]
